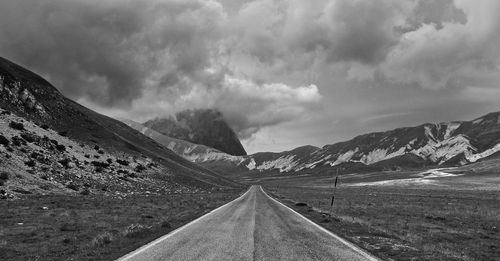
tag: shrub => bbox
[106,158,113,164]
[0,135,9,146]
[161,220,172,228]
[58,131,68,137]
[0,171,10,180]
[40,124,50,130]
[123,224,151,238]
[116,159,129,166]
[11,136,25,146]
[66,182,79,191]
[91,161,109,168]
[80,188,90,195]
[60,223,77,232]
[24,160,36,167]
[9,121,25,131]
[55,144,66,152]
[92,232,113,247]
[295,202,308,207]
[21,132,40,143]
[58,158,71,168]
[135,164,146,173]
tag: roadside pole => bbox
[329,170,339,217]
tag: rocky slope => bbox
[0,57,239,198]
[143,109,247,156]
[242,112,500,174]
[122,119,243,163]
[132,111,500,176]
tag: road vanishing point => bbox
[117,185,378,261]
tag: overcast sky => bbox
[1,0,500,154]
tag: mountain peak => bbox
[144,109,247,156]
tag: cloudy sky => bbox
[1,0,500,154]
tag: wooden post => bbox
[329,174,338,217]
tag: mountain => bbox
[246,113,500,174]
[122,119,243,163]
[0,56,239,197]
[143,109,247,156]
[147,111,500,176]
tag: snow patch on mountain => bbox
[256,155,298,172]
[466,143,500,163]
[361,147,406,165]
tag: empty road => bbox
[118,186,378,261]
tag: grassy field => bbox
[267,185,500,261]
[0,190,243,261]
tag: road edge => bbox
[259,186,381,261]
[116,186,253,261]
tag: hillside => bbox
[143,109,247,156]
[0,56,239,197]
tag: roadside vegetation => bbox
[268,186,499,261]
[0,191,242,260]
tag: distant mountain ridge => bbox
[131,110,500,176]
[143,109,247,156]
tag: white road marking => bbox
[116,187,254,261]
[259,186,380,261]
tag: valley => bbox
[1,55,499,260]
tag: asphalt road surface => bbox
[118,186,378,261]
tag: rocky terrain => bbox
[143,109,247,156]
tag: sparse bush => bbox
[1,110,10,115]
[11,136,25,146]
[80,188,90,195]
[161,220,172,228]
[97,149,104,154]
[94,145,100,151]
[92,232,113,247]
[9,121,25,131]
[24,160,36,167]
[66,182,79,191]
[58,158,71,168]
[58,131,68,137]
[0,180,4,186]
[21,132,40,143]
[116,159,129,166]
[123,224,151,238]
[84,154,90,158]
[135,164,146,173]
[40,124,50,130]
[0,135,9,146]
[56,144,66,152]
[1,171,11,181]
[60,223,77,232]
[91,161,110,168]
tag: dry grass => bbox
[268,185,500,261]
[0,190,242,261]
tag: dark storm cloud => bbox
[2,0,500,153]
[0,0,224,105]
